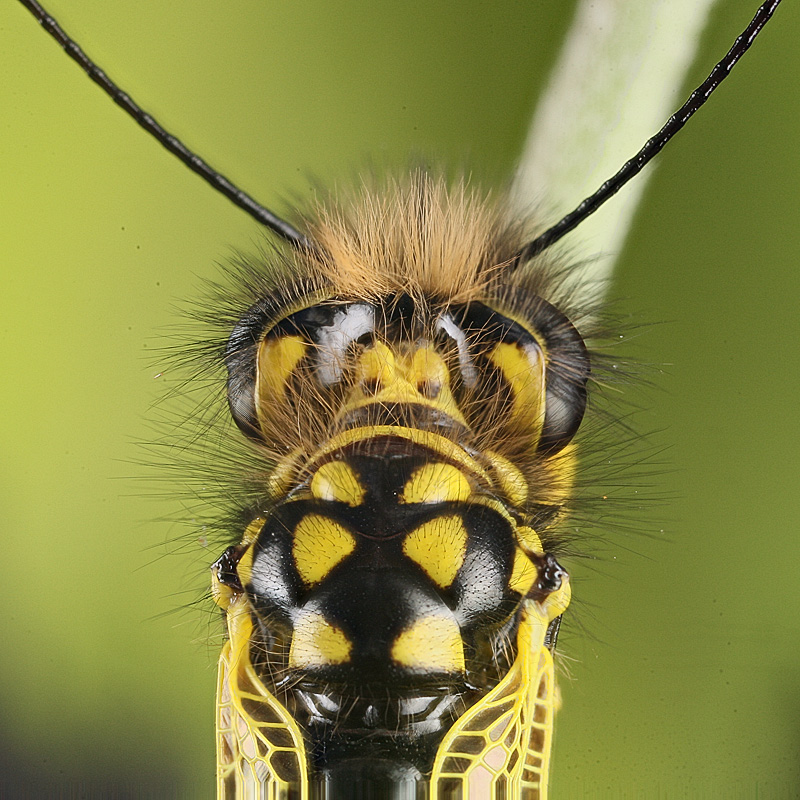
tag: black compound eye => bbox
[442,300,589,454]
[524,296,589,453]
[225,299,377,443]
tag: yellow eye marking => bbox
[399,461,471,504]
[487,341,546,435]
[403,515,467,588]
[508,547,537,596]
[293,514,356,585]
[310,460,365,506]
[255,335,308,429]
[289,611,352,668]
[257,334,308,394]
[391,613,465,672]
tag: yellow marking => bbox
[509,547,537,596]
[339,342,467,425]
[355,340,398,390]
[241,516,267,547]
[408,347,448,397]
[430,569,572,799]
[293,514,356,585]
[488,341,546,439]
[515,525,544,557]
[310,461,365,506]
[211,569,235,610]
[235,540,256,588]
[289,611,352,668]
[217,592,308,798]
[400,462,472,504]
[391,614,465,672]
[255,334,307,433]
[484,449,529,506]
[266,451,302,500]
[403,515,468,588]
[308,426,490,486]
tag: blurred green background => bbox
[2,1,799,796]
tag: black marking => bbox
[544,615,563,653]
[529,552,568,603]
[211,545,246,592]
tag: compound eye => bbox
[526,296,589,453]
[443,300,589,455]
[225,299,376,444]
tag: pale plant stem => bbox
[513,0,720,300]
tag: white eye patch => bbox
[314,303,375,385]
[435,313,477,388]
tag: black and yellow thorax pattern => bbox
[213,175,589,798]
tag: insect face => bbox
[4,0,800,796]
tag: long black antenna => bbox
[515,0,782,264]
[17,0,317,253]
